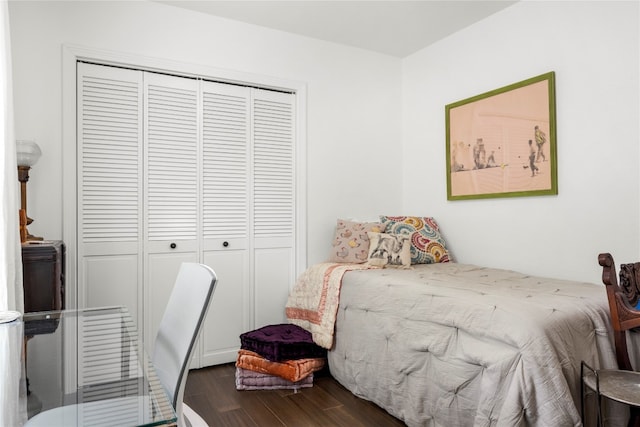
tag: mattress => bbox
[326,263,624,427]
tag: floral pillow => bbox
[328,219,385,263]
[380,216,452,264]
[366,232,411,269]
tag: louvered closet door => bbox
[77,63,143,327]
[252,89,296,327]
[143,73,200,353]
[199,82,251,366]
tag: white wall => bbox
[402,0,639,282]
[8,0,402,267]
[10,0,639,284]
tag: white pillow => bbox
[328,219,385,263]
[366,232,411,269]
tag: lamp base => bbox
[19,210,42,243]
[25,233,43,242]
[24,216,42,241]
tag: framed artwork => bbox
[446,72,557,200]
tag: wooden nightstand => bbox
[21,240,65,312]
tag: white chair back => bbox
[152,263,217,425]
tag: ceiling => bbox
[156,1,518,57]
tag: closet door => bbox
[76,62,299,367]
[252,89,296,327]
[143,73,200,353]
[199,82,251,366]
[77,63,143,328]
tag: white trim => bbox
[63,43,303,93]
[61,43,308,310]
[62,45,78,310]
[294,84,308,285]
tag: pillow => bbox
[236,349,326,382]
[239,323,326,362]
[328,219,385,263]
[380,216,452,264]
[366,231,411,269]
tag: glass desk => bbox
[22,306,177,427]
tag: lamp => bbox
[16,140,42,242]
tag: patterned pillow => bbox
[328,219,385,263]
[380,216,452,264]
[366,232,411,269]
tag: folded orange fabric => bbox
[236,349,325,382]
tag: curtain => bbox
[0,0,21,313]
[0,3,25,426]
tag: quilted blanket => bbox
[292,262,626,427]
[285,262,375,348]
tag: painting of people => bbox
[446,72,557,200]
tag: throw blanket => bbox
[235,350,325,382]
[235,367,314,391]
[285,262,375,348]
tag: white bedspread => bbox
[324,263,624,427]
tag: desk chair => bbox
[581,253,640,427]
[25,263,218,427]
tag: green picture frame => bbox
[446,72,557,201]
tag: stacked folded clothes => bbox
[235,323,327,391]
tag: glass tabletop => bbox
[22,306,177,426]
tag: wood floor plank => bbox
[291,391,359,426]
[315,376,405,426]
[234,393,285,426]
[184,363,406,427]
[321,405,373,427]
[185,392,231,426]
[256,391,326,426]
[216,408,263,427]
[206,366,244,413]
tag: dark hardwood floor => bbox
[184,363,406,426]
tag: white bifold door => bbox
[77,62,296,367]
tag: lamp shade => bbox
[16,140,42,167]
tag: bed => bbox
[285,218,628,427]
[287,262,621,426]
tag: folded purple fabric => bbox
[240,323,327,362]
[235,367,314,391]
